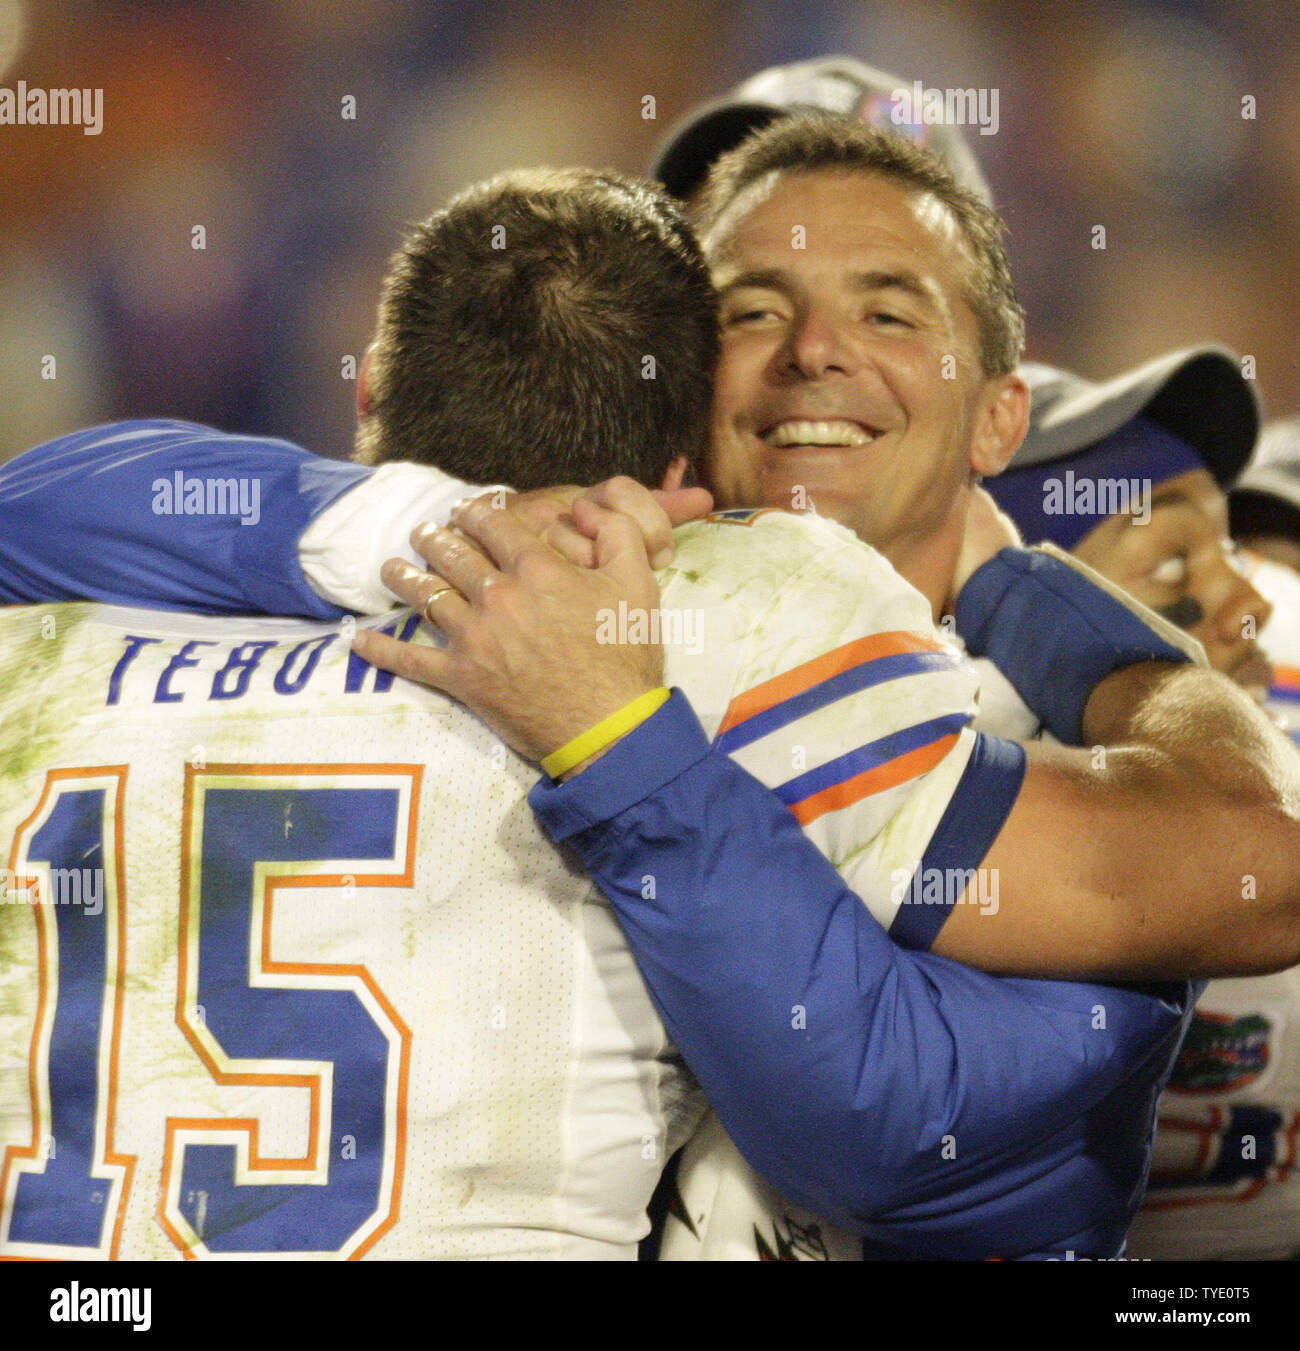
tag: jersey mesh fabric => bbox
[0,511,976,1260]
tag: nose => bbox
[778,304,858,381]
[1193,549,1273,667]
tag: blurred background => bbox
[0,0,1295,464]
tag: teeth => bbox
[764,420,875,448]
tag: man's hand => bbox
[445,475,713,577]
[353,493,675,766]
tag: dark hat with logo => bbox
[1011,347,1259,487]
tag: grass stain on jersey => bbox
[0,606,97,1031]
[0,605,88,784]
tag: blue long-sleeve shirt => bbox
[530,691,1194,1257]
[0,419,365,617]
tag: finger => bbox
[450,495,555,575]
[501,484,583,534]
[661,456,689,492]
[380,559,472,633]
[408,523,506,602]
[351,627,458,695]
[652,486,713,527]
[571,497,661,582]
[507,495,566,535]
[543,515,597,568]
[380,558,433,607]
[580,476,673,565]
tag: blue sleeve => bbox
[530,691,1194,1257]
[0,420,372,618]
[955,546,1196,744]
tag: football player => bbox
[1,168,980,1259]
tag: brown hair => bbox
[356,168,718,489]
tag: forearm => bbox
[1085,660,1300,805]
[929,542,1300,978]
[1077,662,1300,974]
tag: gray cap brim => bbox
[650,55,993,204]
[1012,346,1260,487]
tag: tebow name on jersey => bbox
[103,615,422,708]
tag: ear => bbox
[357,342,378,420]
[970,371,1029,479]
[660,456,689,492]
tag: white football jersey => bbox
[0,510,977,1260]
[1126,969,1300,1260]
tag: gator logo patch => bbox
[1167,1011,1272,1094]
[703,508,781,526]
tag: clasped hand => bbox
[351,477,712,767]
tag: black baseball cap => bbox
[651,55,994,204]
[1012,347,1260,488]
[1230,416,1300,541]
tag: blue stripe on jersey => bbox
[890,731,1027,952]
[773,712,970,809]
[715,650,962,756]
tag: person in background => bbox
[984,366,1300,1260]
[1230,416,1300,743]
[1121,416,1300,1260]
[984,349,1272,700]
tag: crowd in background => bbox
[0,0,1296,465]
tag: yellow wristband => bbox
[541,687,672,779]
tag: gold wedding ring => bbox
[422,585,454,624]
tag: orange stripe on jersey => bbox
[790,732,960,826]
[718,631,949,738]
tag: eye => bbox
[868,311,911,328]
[723,306,781,328]
[1149,555,1188,585]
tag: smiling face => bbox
[701,168,1026,611]
[1072,467,1274,693]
